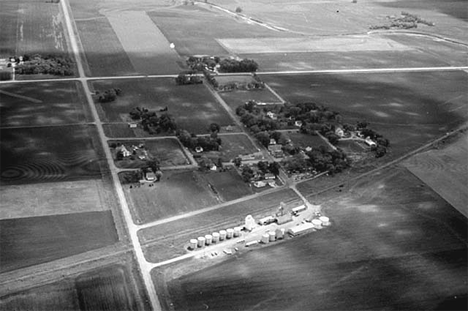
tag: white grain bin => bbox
[245,215,256,231]
[312,219,323,229]
[268,231,276,242]
[319,216,330,226]
[219,230,227,240]
[212,232,220,243]
[226,228,234,239]
[197,236,206,247]
[205,234,213,245]
[189,239,198,250]
[275,228,285,240]
[234,226,242,237]
[261,233,270,244]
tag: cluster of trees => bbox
[356,121,390,158]
[15,54,74,76]
[177,127,222,152]
[129,107,177,134]
[219,58,258,73]
[282,146,350,175]
[96,88,122,103]
[186,56,220,72]
[235,160,281,182]
[121,160,163,184]
[370,11,434,30]
[175,71,203,85]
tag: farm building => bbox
[264,173,275,180]
[288,223,315,236]
[268,144,283,158]
[294,120,303,127]
[253,181,267,188]
[335,126,345,137]
[146,172,156,181]
[118,145,131,157]
[365,137,377,147]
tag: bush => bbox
[235,7,242,13]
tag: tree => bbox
[155,170,163,181]
[241,165,254,182]
[255,131,270,147]
[147,159,160,172]
[326,133,340,145]
[357,120,368,129]
[209,123,220,133]
[235,6,242,13]
[268,161,281,176]
[257,161,269,173]
[233,157,242,168]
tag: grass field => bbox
[0,125,104,185]
[139,188,299,263]
[219,88,282,111]
[122,170,219,224]
[201,170,253,202]
[403,132,468,218]
[109,138,189,168]
[0,179,110,220]
[91,78,235,134]
[287,132,330,149]
[0,0,69,57]
[217,134,259,161]
[0,211,118,273]
[155,167,468,310]
[0,81,91,127]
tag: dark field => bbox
[0,81,91,127]
[0,125,104,185]
[156,167,468,310]
[0,211,118,273]
[201,170,253,202]
[139,188,299,263]
[122,170,219,225]
[91,78,235,134]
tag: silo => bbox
[219,230,227,240]
[275,228,284,240]
[245,215,256,231]
[261,233,270,244]
[212,232,220,243]
[312,219,323,229]
[319,216,330,226]
[226,228,234,239]
[189,239,198,250]
[234,226,242,237]
[269,231,276,242]
[205,234,213,245]
[197,236,206,247]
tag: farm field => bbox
[0,0,69,58]
[0,211,118,273]
[403,132,468,218]
[201,169,253,202]
[121,170,219,225]
[0,179,112,220]
[91,78,235,134]
[0,260,150,311]
[219,88,282,111]
[0,125,105,185]
[109,138,189,168]
[103,123,140,138]
[139,188,299,263]
[0,81,91,127]
[154,167,468,310]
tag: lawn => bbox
[0,81,91,127]
[122,170,219,224]
[139,188,299,263]
[219,88,282,111]
[201,169,253,202]
[154,167,468,310]
[91,78,235,134]
[217,134,259,161]
[0,125,105,185]
[287,132,330,149]
[109,138,189,169]
[0,211,118,273]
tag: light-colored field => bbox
[106,11,182,74]
[0,179,109,220]
[403,133,468,218]
[218,35,411,54]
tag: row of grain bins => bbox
[188,226,243,250]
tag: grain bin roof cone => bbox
[269,231,276,242]
[226,228,234,239]
[205,234,213,245]
[189,239,198,250]
[245,215,256,231]
[261,233,270,244]
[212,232,220,243]
[312,219,323,229]
[319,216,330,226]
[219,230,227,241]
[197,236,206,247]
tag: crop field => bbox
[263,71,468,158]
[0,261,150,311]
[0,0,69,57]
[0,179,111,220]
[139,188,299,263]
[0,211,118,273]
[109,138,189,168]
[91,78,235,134]
[0,125,104,185]
[219,88,282,111]
[155,167,468,310]
[403,132,468,218]
[201,170,253,202]
[0,81,91,127]
[217,134,259,161]
[122,170,219,225]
